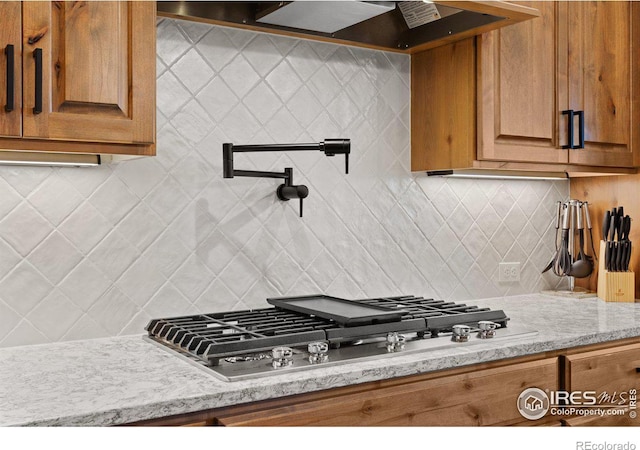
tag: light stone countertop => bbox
[2,293,640,426]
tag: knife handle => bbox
[624,216,631,241]
[621,241,629,272]
[609,215,616,241]
[603,210,611,241]
[616,242,624,271]
[627,241,632,271]
[605,242,611,271]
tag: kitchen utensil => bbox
[570,203,593,278]
[616,241,624,271]
[619,215,632,271]
[608,213,617,269]
[609,214,616,241]
[602,209,611,241]
[620,242,629,271]
[542,201,563,274]
[583,202,597,260]
[553,203,572,277]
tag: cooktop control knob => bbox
[477,321,500,339]
[308,341,329,364]
[271,346,293,368]
[451,325,471,342]
[386,332,406,352]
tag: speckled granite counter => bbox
[2,293,640,426]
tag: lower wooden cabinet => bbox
[215,358,558,426]
[563,343,640,426]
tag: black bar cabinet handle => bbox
[4,44,14,112]
[33,48,42,115]
[573,110,585,149]
[562,110,574,149]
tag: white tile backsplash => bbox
[0,18,569,347]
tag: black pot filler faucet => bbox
[222,139,350,217]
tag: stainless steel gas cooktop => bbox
[144,295,538,382]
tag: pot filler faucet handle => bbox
[321,139,350,174]
[277,168,309,218]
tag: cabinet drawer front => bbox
[565,343,640,393]
[218,359,558,426]
[565,343,640,426]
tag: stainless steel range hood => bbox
[157,1,540,53]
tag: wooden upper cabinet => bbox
[411,38,476,172]
[566,1,637,168]
[478,0,639,169]
[21,1,155,145]
[477,1,567,165]
[0,2,22,137]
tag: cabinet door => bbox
[567,1,638,168]
[412,38,476,171]
[0,2,22,137]
[22,1,155,144]
[564,343,640,426]
[217,359,559,426]
[477,1,569,164]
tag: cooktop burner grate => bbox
[145,295,508,366]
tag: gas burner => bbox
[145,295,535,381]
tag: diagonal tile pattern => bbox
[0,18,569,348]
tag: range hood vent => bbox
[256,1,396,34]
[157,1,540,53]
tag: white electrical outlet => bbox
[499,262,521,282]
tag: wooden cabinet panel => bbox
[567,1,636,167]
[217,358,558,426]
[54,2,129,115]
[0,2,21,137]
[477,1,568,164]
[564,343,640,426]
[411,38,476,171]
[21,1,155,144]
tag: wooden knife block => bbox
[597,240,635,302]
